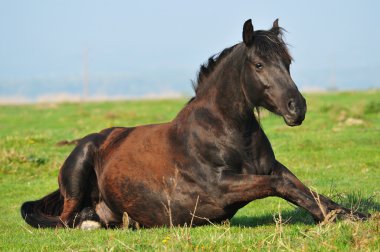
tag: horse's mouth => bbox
[283,115,305,127]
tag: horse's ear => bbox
[271,18,280,36]
[273,18,279,28]
[243,19,254,46]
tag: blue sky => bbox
[0,0,379,99]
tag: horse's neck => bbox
[205,49,256,123]
[176,47,260,137]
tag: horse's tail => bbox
[21,189,64,228]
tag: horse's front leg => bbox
[272,161,368,222]
[220,174,330,221]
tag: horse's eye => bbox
[255,63,263,70]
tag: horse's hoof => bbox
[346,211,370,221]
[333,209,369,223]
[319,209,369,225]
[80,220,102,230]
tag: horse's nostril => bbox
[288,100,296,113]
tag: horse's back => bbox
[98,122,176,178]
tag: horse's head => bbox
[241,19,306,126]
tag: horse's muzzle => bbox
[283,96,307,126]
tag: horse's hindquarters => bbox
[97,123,181,227]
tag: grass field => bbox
[0,91,379,251]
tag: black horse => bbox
[21,19,366,229]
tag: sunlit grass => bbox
[0,91,379,251]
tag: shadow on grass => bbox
[231,207,314,228]
[231,192,380,228]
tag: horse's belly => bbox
[96,124,239,227]
[99,169,236,227]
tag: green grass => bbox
[0,91,379,251]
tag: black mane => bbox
[193,44,239,95]
[191,26,291,97]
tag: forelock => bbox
[253,28,292,63]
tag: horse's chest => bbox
[193,139,272,176]
[191,137,245,170]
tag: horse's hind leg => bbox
[58,133,105,227]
